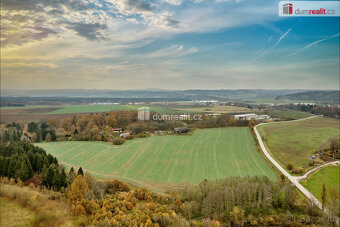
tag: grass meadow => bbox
[36,127,276,191]
[0,197,36,227]
[301,166,340,202]
[258,117,340,169]
[265,110,312,120]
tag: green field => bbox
[258,117,340,168]
[37,128,276,190]
[0,197,36,227]
[266,110,312,120]
[301,166,340,202]
[173,105,256,114]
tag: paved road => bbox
[296,161,339,181]
[253,117,339,223]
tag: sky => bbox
[1,0,339,90]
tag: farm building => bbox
[234,113,257,120]
[174,127,190,134]
[112,128,123,133]
[234,113,270,120]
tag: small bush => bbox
[286,164,293,170]
[138,133,149,138]
[292,167,304,174]
[112,137,125,145]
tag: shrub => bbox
[286,164,293,170]
[292,167,304,174]
[112,137,125,145]
[138,133,149,138]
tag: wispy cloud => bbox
[271,28,291,49]
[289,33,340,56]
[254,28,292,60]
[149,45,198,58]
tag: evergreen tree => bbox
[46,167,55,188]
[18,161,30,181]
[52,170,61,190]
[61,168,67,188]
[25,158,33,179]
[7,158,17,179]
[78,167,84,176]
[52,157,58,165]
[50,130,57,141]
[28,122,38,133]
[41,165,49,187]
[36,131,41,142]
[69,167,75,175]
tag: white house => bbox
[233,113,270,120]
[233,113,257,120]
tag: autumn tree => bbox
[68,175,89,203]
[229,206,245,226]
[48,118,57,128]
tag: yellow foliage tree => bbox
[72,201,86,216]
[68,175,89,204]
[229,206,245,226]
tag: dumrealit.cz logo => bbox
[279,1,340,17]
[138,107,150,121]
[283,3,293,15]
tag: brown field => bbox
[0,112,89,123]
[19,107,61,114]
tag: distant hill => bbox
[275,90,339,103]
[2,89,304,100]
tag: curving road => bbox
[253,117,339,222]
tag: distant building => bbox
[208,113,221,118]
[293,102,315,106]
[234,113,257,120]
[234,113,270,120]
[112,128,123,133]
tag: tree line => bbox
[1,111,251,144]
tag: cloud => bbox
[271,28,291,49]
[289,33,340,56]
[126,0,153,11]
[66,22,107,40]
[164,0,183,6]
[149,45,198,58]
[254,28,292,60]
[1,24,57,47]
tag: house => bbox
[112,128,123,133]
[120,132,130,138]
[174,127,190,134]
